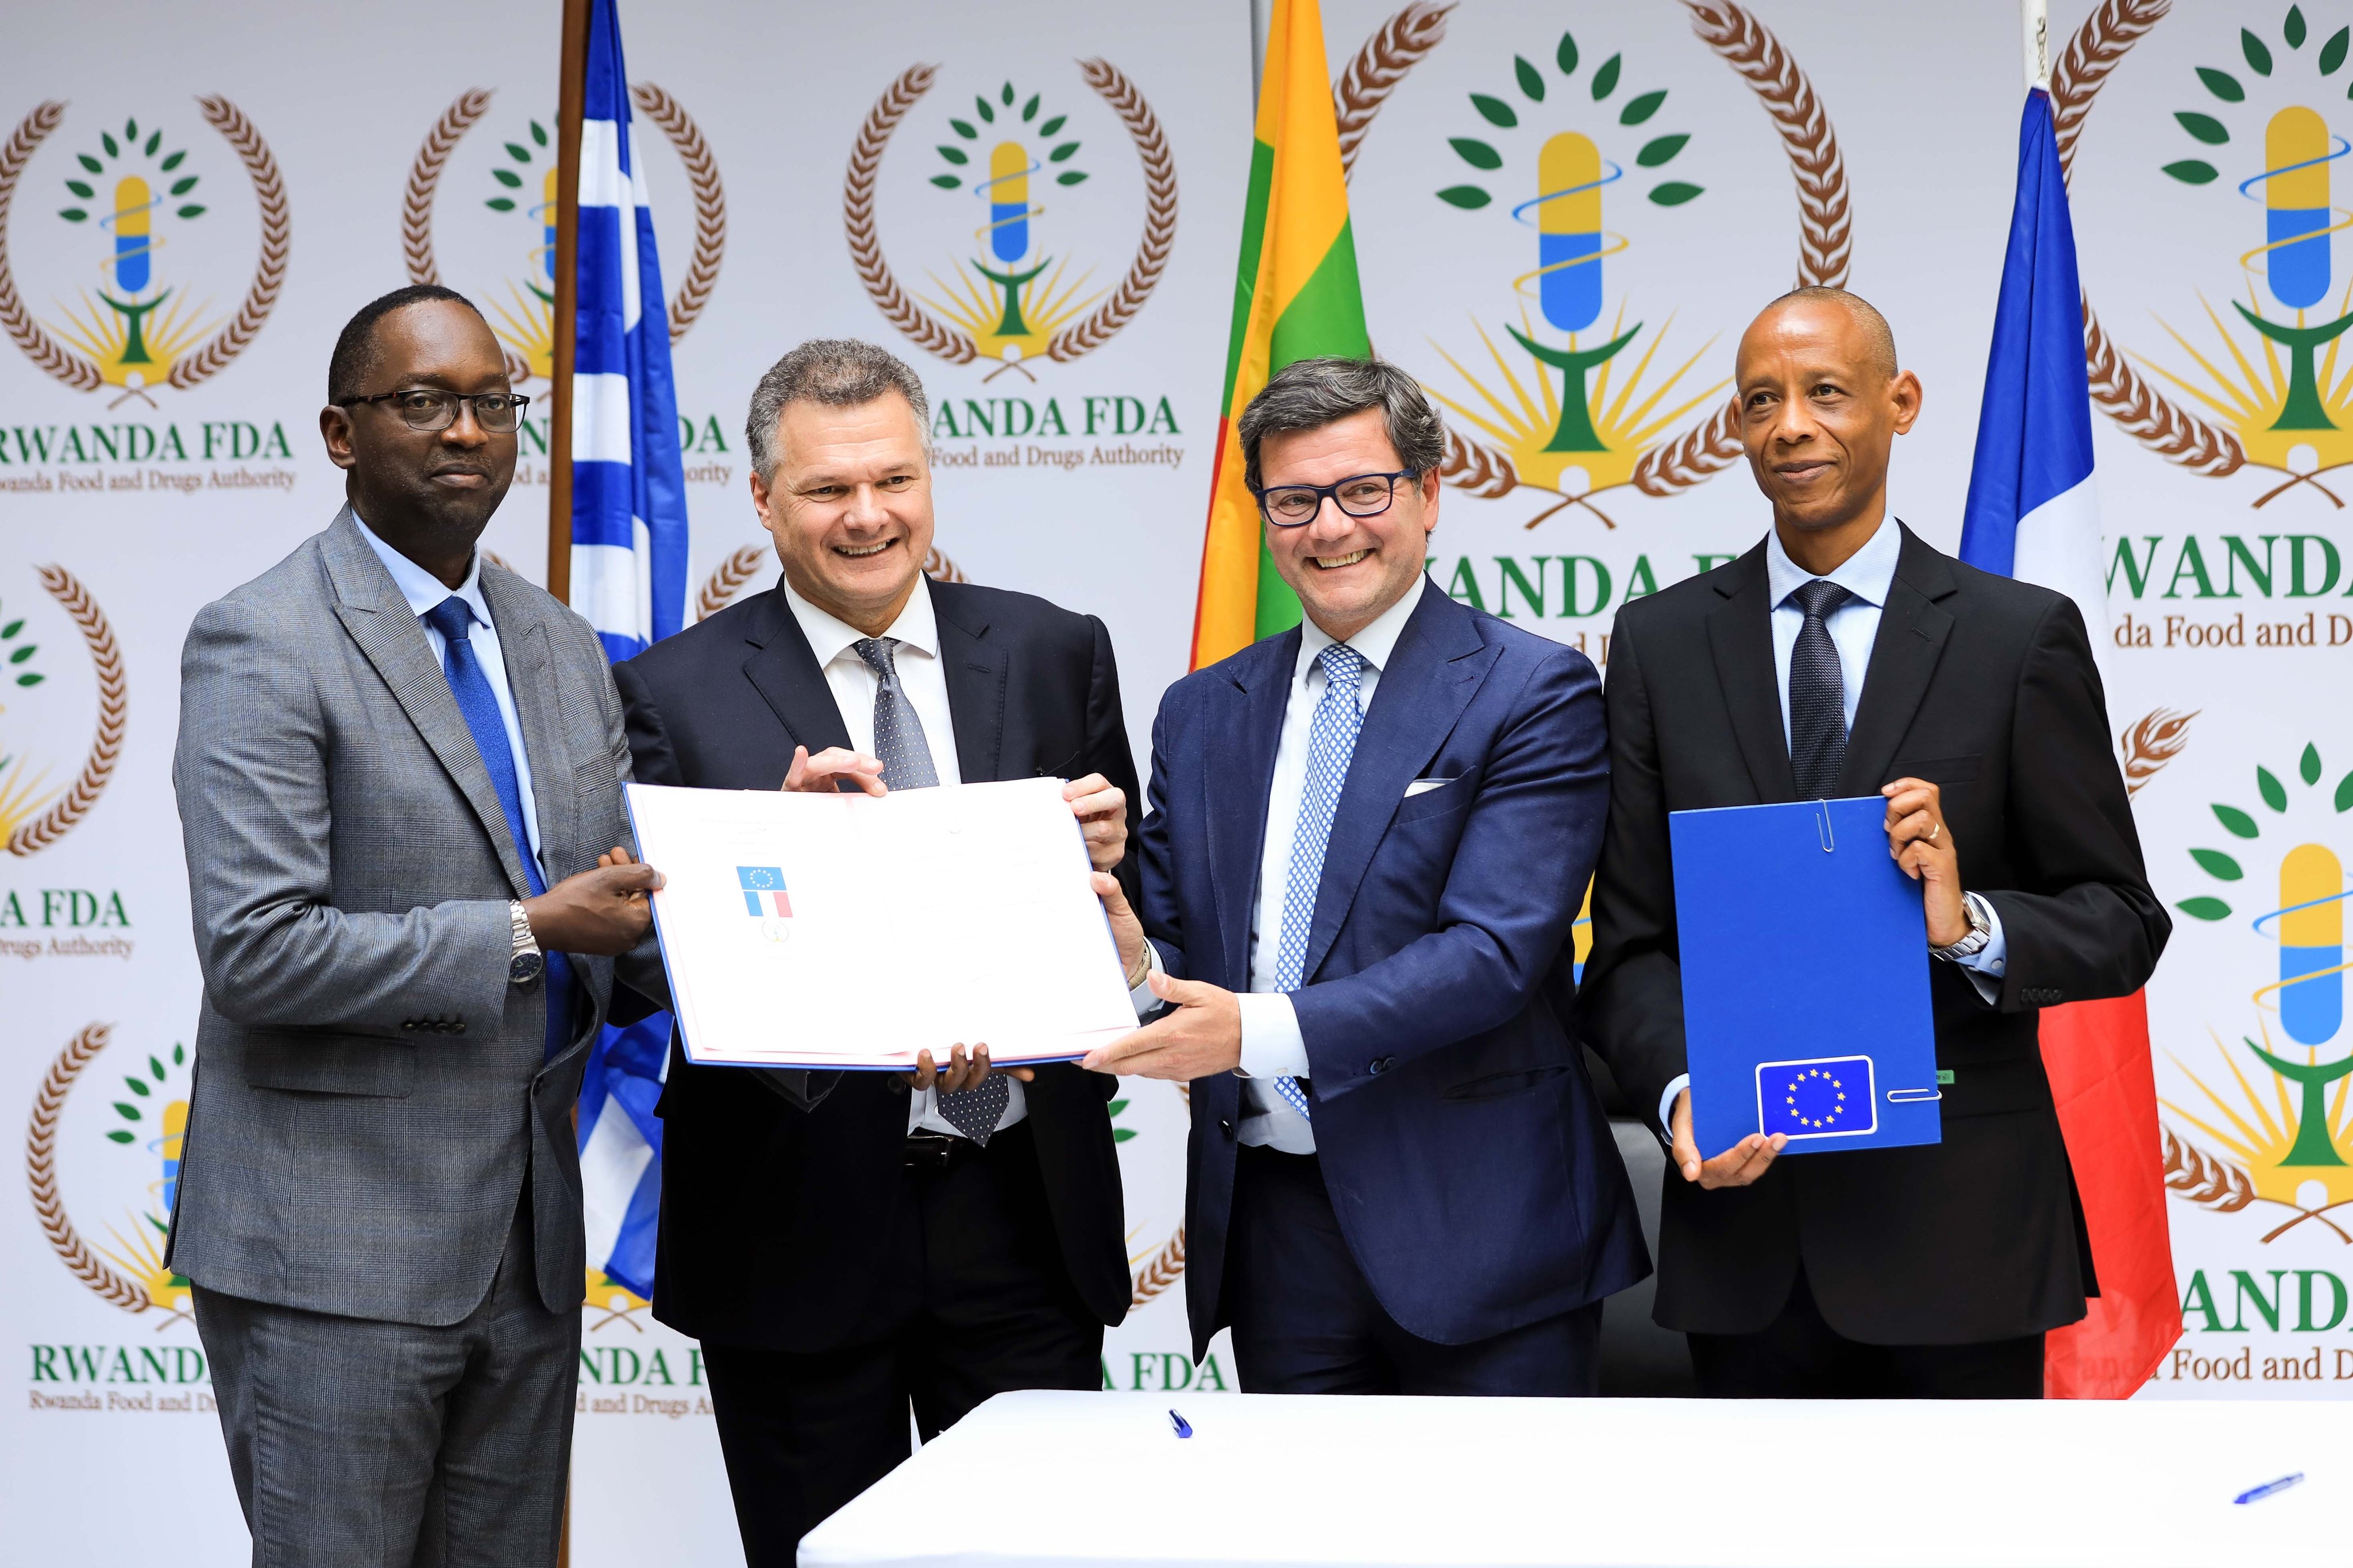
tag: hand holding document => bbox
[625,776,1139,1069]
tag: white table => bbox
[799,1391,2336,1567]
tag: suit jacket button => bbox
[452,1020,466,1034]
[401,1020,417,1032]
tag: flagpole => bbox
[2022,0,2050,92]
[547,0,592,604]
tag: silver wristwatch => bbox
[1930,891,1995,963]
[508,900,545,985]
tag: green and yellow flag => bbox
[1190,0,1371,670]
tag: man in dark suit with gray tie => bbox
[1581,288,2170,1398]
[171,285,664,1563]
[614,338,1139,1563]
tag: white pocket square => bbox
[1404,777,1456,798]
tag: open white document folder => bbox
[625,777,1139,1069]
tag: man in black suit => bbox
[1581,288,2169,1398]
[614,339,1140,1562]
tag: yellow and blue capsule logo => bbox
[1416,30,1722,525]
[2166,742,2353,1237]
[0,99,284,401]
[2109,8,2353,493]
[846,62,1177,377]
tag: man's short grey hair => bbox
[745,338,932,482]
[1237,356,1446,491]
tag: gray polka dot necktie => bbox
[1787,578,1854,801]
[853,636,1006,1142]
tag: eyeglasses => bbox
[1251,469,1419,528]
[337,388,532,433]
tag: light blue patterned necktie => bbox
[1268,643,1366,1120]
[853,635,1007,1143]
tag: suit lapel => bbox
[1839,526,1958,794]
[1208,631,1296,990]
[1706,542,1795,804]
[739,590,856,759]
[1301,590,1495,984]
[321,508,534,899]
[932,585,1007,783]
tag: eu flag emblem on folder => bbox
[1670,797,1941,1156]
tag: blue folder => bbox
[1669,796,1942,1156]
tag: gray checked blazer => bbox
[166,506,660,1326]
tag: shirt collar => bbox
[352,510,493,629]
[1298,574,1430,682]
[781,573,942,669]
[1764,516,1901,612]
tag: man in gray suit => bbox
[169,284,664,1565]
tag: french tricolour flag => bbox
[572,0,685,1301]
[1959,88,2176,1400]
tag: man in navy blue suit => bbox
[1084,357,1648,1395]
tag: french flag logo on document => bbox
[738,866,792,918]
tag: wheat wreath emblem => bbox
[2050,0,2245,477]
[7,564,126,858]
[402,83,727,379]
[0,96,287,394]
[844,60,1178,368]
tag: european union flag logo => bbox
[737,866,791,918]
[1755,1054,1877,1140]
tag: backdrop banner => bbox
[3,0,2344,1560]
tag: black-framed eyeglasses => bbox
[336,388,531,433]
[1251,469,1420,528]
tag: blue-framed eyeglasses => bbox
[1250,469,1421,528]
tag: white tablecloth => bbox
[798,1391,2335,1567]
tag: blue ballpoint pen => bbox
[2233,1473,2302,1505]
[1167,1408,1193,1438]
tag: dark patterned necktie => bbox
[1787,578,1853,801]
[852,636,1007,1144]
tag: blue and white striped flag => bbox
[572,0,684,1300]
[1958,88,2105,642]
[571,0,688,661]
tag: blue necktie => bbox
[422,596,573,1059]
[1268,643,1367,1121]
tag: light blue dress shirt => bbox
[352,513,545,870]
[1658,520,2003,1140]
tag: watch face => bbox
[510,951,546,985]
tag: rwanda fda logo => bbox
[2058,2,2353,497]
[402,84,727,381]
[27,1025,192,1319]
[846,61,1177,380]
[0,98,286,401]
[2163,743,2353,1240]
[1333,1,1851,527]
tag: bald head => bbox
[1753,287,1898,381]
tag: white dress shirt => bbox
[1658,520,2003,1137]
[1135,577,1432,1154]
[353,513,545,871]
[778,576,1024,1139]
